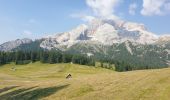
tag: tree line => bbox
[0,50,132,72]
[0,50,95,66]
[0,50,167,72]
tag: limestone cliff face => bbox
[0,38,32,51]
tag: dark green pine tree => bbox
[31,52,37,62]
[62,53,72,63]
[48,51,56,64]
[40,51,49,63]
[0,52,3,65]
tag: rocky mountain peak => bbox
[39,18,161,50]
[0,38,32,51]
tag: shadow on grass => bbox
[0,84,69,100]
[0,86,19,94]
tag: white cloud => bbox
[141,0,170,16]
[129,3,137,15]
[70,0,123,21]
[164,3,170,11]
[23,30,32,35]
[70,13,95,22]
[86,0,122,18]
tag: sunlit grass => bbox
[0,62,170,100]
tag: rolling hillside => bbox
[0,62,170,100]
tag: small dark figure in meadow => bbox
[66,74,72,79]
[11,67,16,71]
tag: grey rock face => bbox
[0,38,32,51]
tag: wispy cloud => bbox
[70,13,95,22]
[129,3,137,15]
[28,19,36,24]
[23,30,33,35]
[141,0,170,16]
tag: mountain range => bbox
[1,18,170,68]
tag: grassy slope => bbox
[0,62,170,100]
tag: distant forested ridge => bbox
[0,39,170,72]
[0,48,169,72]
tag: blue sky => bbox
[0,0,170,44]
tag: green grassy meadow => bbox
[0,62,170,100]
